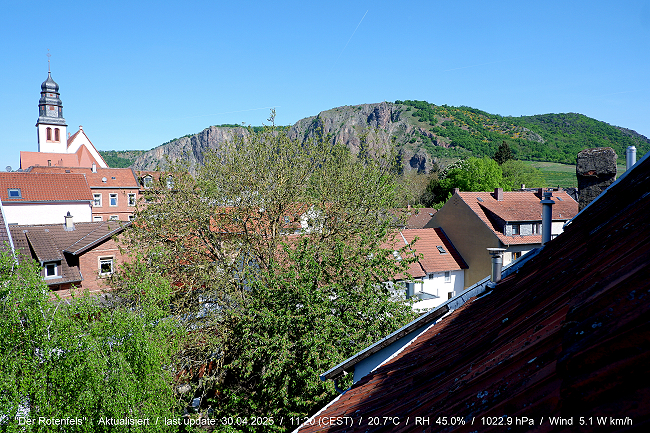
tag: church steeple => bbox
[36,65,67,153]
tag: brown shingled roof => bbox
[0,172,92,202]
[297,154,650,432]
[9,221,129,286]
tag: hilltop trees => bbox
[125,119,417,430]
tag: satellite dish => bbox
[5,166,11,172]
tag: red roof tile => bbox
[27,166,139,188]
[297,154,650,432]
[0,172,92,202]
[458,190,578,246]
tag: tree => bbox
[493,140,514,165]
[125,122,418,429]
[0,251,179,432]
[500,159,546,190]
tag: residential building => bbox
[9,219,130,298]
[296,151,650,433]
[19,70,108,170]
[386,228,466,310]
[27,166,141,222]
[431,187,578,288]
[0,172,93,225]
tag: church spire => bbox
[36,54,68,153]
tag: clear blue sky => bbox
[1,0,649,170]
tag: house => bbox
[295,151,650,432]
[27,166,141,222]
[9,218,130,298]
[431,187,578,288]
[0,172,93,225]
[19,70,108,170]
[386,228,467,311]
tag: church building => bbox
[19,70,108,170]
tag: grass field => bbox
[523,161,626,189]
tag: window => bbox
[166,176,174,189]
[109,193,118,207]
[54,128,60,141]
[437,245,447,254]
[93,216,103,222]
[128,193,136,207]
[128,214,135,221]
[512,251,522,261]
[46,127,52,141]
[512,224,520,235]
[532,223,540,235]
[7,188,21,199]
[99,257,114,276]
[428,273,435,280]
[143,176,153,188]
[444,271,451,283]
[44,262,57,278]
[448,292,453,300]
[109,215,119,221]
[93,193,102,207]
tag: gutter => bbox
[320,245,543,383]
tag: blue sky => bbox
[1,0,649,170]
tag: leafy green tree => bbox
[500,159,546,190]
[493,141,514,165]
[126,121,418,429]
[0,252,179,432]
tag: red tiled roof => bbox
[297,154,650,432]
[458,190,578,246]
[384,228,467,280]
[27,166,139,188]
[0,172,92,202]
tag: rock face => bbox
[576,147,618,210]
[132,126,250,173]
[132,102,442,174]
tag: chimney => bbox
[521,184,525,190]
[452,188,460,195]
[92,162,97,173]
[487,248,506,283]
[576,147,617,210]
[64,211,75,231]
[494,187,503,201]
[540,190,554,245]
[626,146,637,171]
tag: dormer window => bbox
[44,262,58,279]
[143,176,153,188]
[166,176,174,189]
[512,224,520,235]
[7,188,21,199]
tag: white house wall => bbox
[3,202,92,225]
[413,269,464,311]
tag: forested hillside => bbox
[103,101,649,171]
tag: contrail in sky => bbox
[330,10,369,73]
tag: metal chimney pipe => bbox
[487,248,506,283]
[626,146,637,171]
[541,191,555,245]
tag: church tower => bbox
[36,69,67,153]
